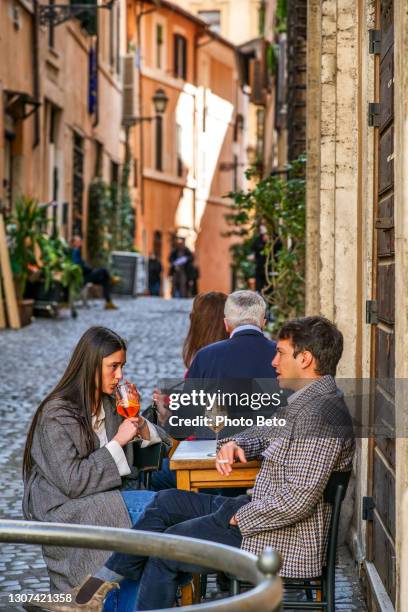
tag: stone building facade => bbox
[127,0,248,294]
[0,0,126,257]
[305,1,408,610]
[175,0,281,177]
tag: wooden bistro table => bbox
[169,439,260,492]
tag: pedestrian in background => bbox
[168,236,193,298]
[251,222,269,293]
[187,289,277,379]
[71,235,118,310]
[187,263,199,297]
[147,253,162,296]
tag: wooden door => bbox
[367,0,396,606]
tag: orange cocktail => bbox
[115,383,141,418]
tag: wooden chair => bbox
[229,470,352,612]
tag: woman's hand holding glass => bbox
[113,416,151,447]
[113,419,140,447]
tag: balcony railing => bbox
[0,519,282,611]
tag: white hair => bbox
[224,290,266,328]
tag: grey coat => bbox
[22,394,171,593]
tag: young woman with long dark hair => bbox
[182,291,228,369]
[150,292,228,491]
[23,326,171,608]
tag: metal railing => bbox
[0,520,282,611]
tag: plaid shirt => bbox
[222,375,355,578]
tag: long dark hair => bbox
[23,326,127,480]
[183,292,228,368]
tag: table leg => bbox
[181,583,194,606]
[176,470,191,491]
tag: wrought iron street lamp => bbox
[129,88,169,125]
[152,88,169,115]
[37,0,116,29]
[123,88,168,127]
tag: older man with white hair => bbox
[186,290,277,379]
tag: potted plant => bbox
[38,234,83,316]
[6,196,45,326]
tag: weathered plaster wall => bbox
[306,0,408,608]
[306,0,360,376]
[305,0,321,315]
[305,0,376,598]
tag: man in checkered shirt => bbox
[67,316,355,611]
[218,315,355,578]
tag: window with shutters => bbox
[4,133,13,213]
[156,24,164,69]
[111,161,119,186]
[176,123,183,177]
[44,102,63,229]
[173,34,187,80]
[49,105,60,202]
[94,141,103,178]
[155,116,163,171]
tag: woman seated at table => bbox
[22,326,171,610]
[150,291,228,491]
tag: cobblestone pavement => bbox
[0,297,367,610]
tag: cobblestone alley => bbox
[0,298,366,610]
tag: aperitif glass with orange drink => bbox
[115,382,141,419]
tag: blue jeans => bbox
[103,490,156,612]
[150,458,177,491]
[106,489,248,610]
[149,281,161,296]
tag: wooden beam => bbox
[0,273,6,329]
[0,213,20,329]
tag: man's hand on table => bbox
[215,441,247,475]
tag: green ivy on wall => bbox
[87,178,113,268]
[116,161,134,252]
[226,155,306,333]
[87,163,135,267]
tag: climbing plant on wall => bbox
[226,155,306,333]
[115,161,134,252]
[87,179,113,268]
[87,164,135,266]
